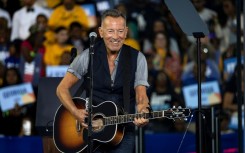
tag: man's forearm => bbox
[135,86,150,112]
[56,84,77,116]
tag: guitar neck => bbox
[103,110,174,126]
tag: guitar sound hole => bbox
[92,115,104,132]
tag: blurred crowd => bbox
[0,0,243,137]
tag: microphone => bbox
[70,47,77,63]
[89,32,97,47]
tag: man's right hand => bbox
[73,109,88,128]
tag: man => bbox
[56,9,150,153]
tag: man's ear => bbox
[125,27,128,38]
[98,27,103,38]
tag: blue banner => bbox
[183,81,221,109]
[46,65,69,77]
[0,83,35,111]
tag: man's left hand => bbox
[133,108,149,127]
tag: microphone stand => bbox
[87,43,94,153]
[193,32,205,153]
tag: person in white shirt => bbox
[192,0,217,23]
[10,0,50,41]
[187,0,219,43]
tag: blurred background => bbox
[0,0,243,152]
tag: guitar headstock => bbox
[164,106,191,120]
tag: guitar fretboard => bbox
[103,110,177,126]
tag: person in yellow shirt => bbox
[124,38,140,51]
[48,0,89,30]
[44,26,73,66]
[46,0,89,44]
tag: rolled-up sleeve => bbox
[67,49,89,79]
[134,52,149,88]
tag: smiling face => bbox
[99,16,128,53]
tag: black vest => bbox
[84,41,139,113]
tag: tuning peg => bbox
[173,106,176,108]
[184,118,188,121]
[178,106,182,109]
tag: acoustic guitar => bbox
[53,97,190,153]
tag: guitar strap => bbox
[122,45,132,114]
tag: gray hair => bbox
[101,9,126,22]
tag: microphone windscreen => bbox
[89,32,97,38]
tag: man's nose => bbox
[112,31,119,38]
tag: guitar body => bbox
[53,97,191,152]
[53,97,125,153]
